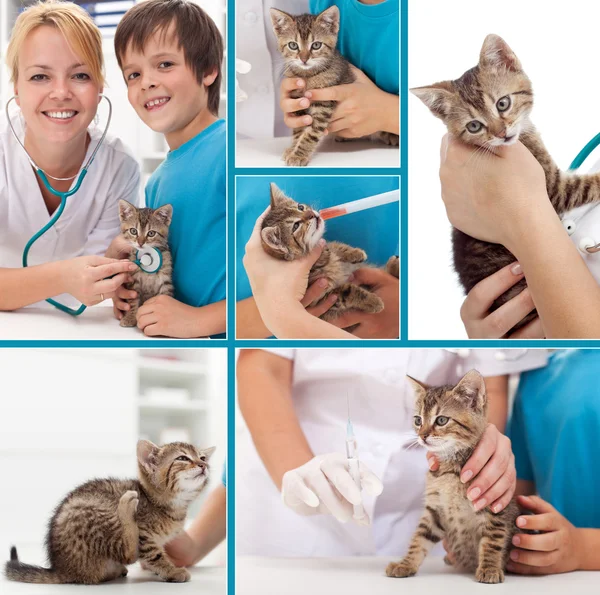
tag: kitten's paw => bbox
[165,568,191,583]
[334,136,353,143]
[285,154,310,167]
[386,560,418,578]
[475,567,504,584]
[362,294,385,314]
[119,490,139,517]
[120,566,128,578]
[348,249,367,263]
[376,131,399,147]
[282,146,295,161]
[385,255,399,278]
[120,316,137,328]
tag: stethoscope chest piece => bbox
[135,247,163,273]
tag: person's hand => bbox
[61,256,137,306]
[461,262,545,338]
[427,423,515,513]
[439,134,549,250]
[506,495,582,575]
[282,452,383,525]
[112,286,138,321]
[280,77,313,129]
[329,268,399,338]
[105,235,134,260]
[308,67,398,137]
[136,295,201,338]
[301,277,339,317]
[164,531,197,568]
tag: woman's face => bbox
[14,25,102,146]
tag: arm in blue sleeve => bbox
[507,389,534,482]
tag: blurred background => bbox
[0,348,227,567]
[0,0,227,200]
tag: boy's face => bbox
[121,26,211,137]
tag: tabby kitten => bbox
[270,6,398,167]
[261,183,398,323]
[413,34,600,332]
[386,370,520,584]
[118,200,174,328]
[5,440,215,584]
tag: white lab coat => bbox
[0,114,140,308]
[237,0,309,139]
[236,348,548,557]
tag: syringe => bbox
[320,190,400,221]
[346,404,367,523]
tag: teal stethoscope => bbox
[7,94,164,316]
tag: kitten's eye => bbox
[288,41,299,50]
[414,416,422,427]
[176,455,191,462]
[496,96,511,112]
[129,228,138,236]
[292,221,301,232]
[311,42,322,50]
[147,231,156,237]
[435,416,449,426]
[297,204,305,211]
[466,120,483,133]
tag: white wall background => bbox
[408,0,600,339]
[0,348,227,565]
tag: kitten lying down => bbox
[261,183,399,325]
[270,6,399,167]
[413,34,600,335]
[387,370,523,584]
[5,440,215,584]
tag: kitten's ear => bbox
[269,183,287,208]
[137,440,160,471]
[410,82,454,119]
[479,34,522,72]
[452,369,487,410]
[406,375,428,399]
[270,8,294,35]
[261,226,290,259]
[202,446,216,460]
[118,199,136,221]
[315,6,340,35]
[154,204,173,227]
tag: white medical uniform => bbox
[237,0,309,139]
[236,348,548,557]
[559,159,600,283]
[0,114,140,308]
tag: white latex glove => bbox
[281,453,384,525]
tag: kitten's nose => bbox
[137,238,145,247]
[421,434,429,444]
[496,128,507,139]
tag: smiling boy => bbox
[113,0,225,338]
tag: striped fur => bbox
[386,371,521,584]
[261,183,398,325]
[270,6,398,166]
[5,441,215,584]
[413,34,600,334]
[117,200,175,328]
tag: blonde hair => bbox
[6,0,105,86]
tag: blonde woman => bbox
[0,0,140,311]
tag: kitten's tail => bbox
[4,546,63,584]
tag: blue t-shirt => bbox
[310,0,399,95]
[236,176,399,301]
[145,120,226,318]
[508,350,600,528]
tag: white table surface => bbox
[237,556,599,594]
[236,136,400,168]
[0,306,173,341]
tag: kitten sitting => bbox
[118,200,174,328]
[412,34,600,334]
[261,183,398,324]
[270,6,399,167]
[386,370,521,584]
[5,440,215,584]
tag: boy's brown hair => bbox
[114,0,223,115]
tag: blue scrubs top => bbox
[310,0,399,95]
[236,176,399,302]
[508,350,600,528]
[146,120,226,333]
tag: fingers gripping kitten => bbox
[117,200,175,328]
[260,183,398,322]
[386,371,520,584]
[5,441,216,584]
